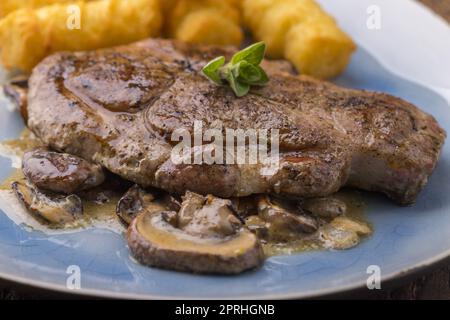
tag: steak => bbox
[26,39,446,205]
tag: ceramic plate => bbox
[0,0,449,299]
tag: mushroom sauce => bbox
[0,129,124,234]
[0,170,124,234]
[260,191,369,256]
[0,129,372,254]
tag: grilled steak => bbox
[26,39,446,205]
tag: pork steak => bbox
[26,39,446,205]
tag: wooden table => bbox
[421,0,450,22]
[1,0,450,300]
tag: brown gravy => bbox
[0,130,372,253]
[262,191,370,256]
[0,129,124,233]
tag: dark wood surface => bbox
[1,0,450,300]
[420,0,450,23]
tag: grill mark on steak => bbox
[26,39,446,205]
[63,52,176,113]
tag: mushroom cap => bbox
[22,149,105,194]
[127,210,264,274]
[11,180,83,225]
[116,184,180,225]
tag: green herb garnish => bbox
[201,42,269,97]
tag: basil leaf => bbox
[202,56,225,85]
[201,42,269,97]
[228,74,250,97]
[231,42,266,66]
[250,66,269,86]
[234,61,263,84]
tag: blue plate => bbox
[0,0,449,299]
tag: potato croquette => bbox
[164,0,243,46]
[243,0,356,79]
[0,0,162,72]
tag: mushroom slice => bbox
[22,149,105,194]
[302,197,347,219]
[127,192,264,274]
[245,215,269,240]
[177,191,205,229]
[116,185,180,225]
[116,185,157,224]
[3,77,28,122]
[78,173,131,204]
[11,180,83,225]
[320,217,372,250]
[230,196,258,219]
[257,195,318,240]
[177,192,242,238]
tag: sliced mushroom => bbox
[22,149,105,194]
[127,192,264,274]
[320,217,371,250]
[230,196,258,219]
[3,77,28,122]
[177,192,242,238]
[177,191,205,229]
[116,185,180,225]
[257,195,318,241]
[78,172,132,204]
[302,197,347,219]
[245,215,269,240]
[117,185,155,224]
[12,180,83,225]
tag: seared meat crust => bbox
[27,39,446,205]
